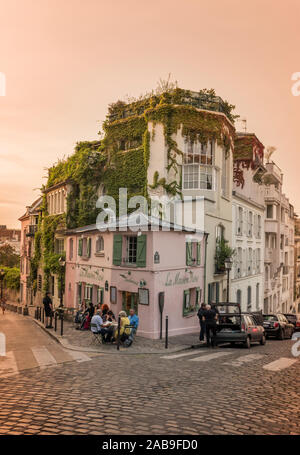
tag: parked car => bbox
[283,313,298,330]
[213,303,266,348]
[263,314,294,339]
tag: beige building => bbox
[294,217,300,314]
[231,133,266,311]
[263,161,295,314]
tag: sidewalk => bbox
[31,314,202,355]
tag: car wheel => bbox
[278,329,284,340]
[244,337,251,349]
[260,334,266,345]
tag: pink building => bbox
[64,215,208,339]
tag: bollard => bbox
[60,311,64,336]
[42,308,45,324]
[165,315,168,349]
[54,311,57,332]
[35,308,37,319]
[117,316,121,351]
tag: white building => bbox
[263,161,295,314]
[231,133,266,311]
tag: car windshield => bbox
[216,305,240,314]
[263,315,278,321]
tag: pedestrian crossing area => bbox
[160,349,299,372]
[0,346,96,379]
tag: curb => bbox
[31,317,198,356]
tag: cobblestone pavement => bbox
[0,312,299,435]
[33,314,198,354]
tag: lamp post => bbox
[58,257,65,308]
[0,268,5,301]
[224,257,233,303]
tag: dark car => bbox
[284,313,300,331]
[263,314,294,339]
[213,303,266,349]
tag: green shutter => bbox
[216,282,220,303]
[208,283,212,305]
[186,242,192,266]
[136,234,147,267]
[197,242,201,265]
[78,238,83,256]
[113,234,123,266]
[196,287,201,308]
[87,238,91,257]
[183,289,190,316]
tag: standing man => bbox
[203,304,218,347]
[43,292,53,329]
[197,303,207,342]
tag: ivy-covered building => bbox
[21,87,237,318]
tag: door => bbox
[122,292,138,314]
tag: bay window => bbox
[183,140,215,190]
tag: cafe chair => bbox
[90,323,102,345]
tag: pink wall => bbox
[64,228,206,339]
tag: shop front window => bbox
[183,287,201,317]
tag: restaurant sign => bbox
[164,271,199,287]
[79,266,104,282]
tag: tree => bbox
[0,244,20,267]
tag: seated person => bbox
[114,310,131,341]
[91,310,113,343]
[106,310,116,322]
[128,308,139,338]
[101,303,110,321]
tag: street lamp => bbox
[224,257,233,303]
[58,257,65,308]
[0,268,5,301]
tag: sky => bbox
[0,0,300,228]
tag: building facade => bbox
[294,217,300,314]
[263,161,295,314]
[231,133,266,311]
[19,197,42,307]
[64,215,208,339]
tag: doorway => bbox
[122,291,139,314]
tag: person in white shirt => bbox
[91,310,113,343]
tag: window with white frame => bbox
[126,236,137,264]
[55,238,64,254]
[84,284,93,301]
[248,248,252,275]
[182,140,214,190]
[237,207,243,235]
[248,211,253,237]
[221,149,229,197]
[96,235,104,253]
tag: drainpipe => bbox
[203,233,209,304]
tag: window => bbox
[110,286,117,304]
[69,238,73,260]
[79,237,91,258]
[97,287,104,306]
[221,149,228,197]
[257,215,261,238]
[237,207,243,235]
[248,248,252,275]
[126,236,137,264]
[77,283,82,306]
[247,286,252,311]
[248,212,253,237]
[96,235,104,253]
[183,141,214,190]
[113,234,146,267]
[266,205,273,219]
[186,241,201,266]
[183,288,201,317]
[236,289,242,305]
[256,283,260,309]
[55,238,64,254]
[84,284,93,301]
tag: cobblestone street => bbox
[0,311,299,435]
